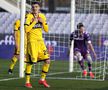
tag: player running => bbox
[24,1,50,88]
[70,23,97,78]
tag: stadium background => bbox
[0,0,108,90]
[0,0,108,60]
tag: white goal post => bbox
[19,0,26,78]
[69,0,75,72]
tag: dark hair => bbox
[77,23,84,29]
[31,1,41,6]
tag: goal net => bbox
[28,0,108,81]
[72,0,108,81]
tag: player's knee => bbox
[74,55,78,60]
[45,59,50,64]
[76,52,83,61]
[12,56,18,63]
[86,54,92,64]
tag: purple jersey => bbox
[70,30,91,57]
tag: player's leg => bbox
[86,53,94,78]
[8,54,19,74]
[24,37,27,71]
[8,47,27,74]
[24,56,27,71]
[25,62,33,88]
[75,49,87,77]
[86,54,92,72]
[39,59,50,88]
[38,41,50,88]
[75,50,84,70]
[41,60,50,81]
[25,42,38,88]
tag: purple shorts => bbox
[74,48,89,59]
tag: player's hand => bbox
[94,52,97,59]
[38,17,44,23]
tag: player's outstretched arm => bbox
[88,43,97,59]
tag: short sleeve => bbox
[25,13,32,26]
[85,33,91,43]
[39,13,46,21]
[86,33,91,41]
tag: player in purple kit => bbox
[70,23,97,78]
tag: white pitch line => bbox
[46,77,104,81]
[48,72,69,75]
[0,77,20,82]
[31,72,69,77]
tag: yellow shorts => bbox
[27,40,49,63]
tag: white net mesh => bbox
[73,0,108,80]
[29,0,108,81]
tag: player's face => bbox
[79,26,85,33]
[32,4,40,14]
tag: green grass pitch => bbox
[0,59,108,90]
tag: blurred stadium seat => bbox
[0,12,108,34]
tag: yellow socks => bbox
[25,63,33,83]
[9,56,18,70]
[40,63,50,80]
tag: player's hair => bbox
[31,1,41,6]
[77,23,84,29]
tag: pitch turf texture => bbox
[0,59,108,90]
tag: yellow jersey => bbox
[25,13,48,42]
[14,19,20,50]
[14,19,27,54]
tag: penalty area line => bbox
[0,77,21,82]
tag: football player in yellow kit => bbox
[8,19,27,74]
[24,1,50,88]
